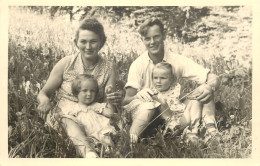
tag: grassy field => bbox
[8,6,252,158]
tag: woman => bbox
[37,18,122,158]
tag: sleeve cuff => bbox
[124,82,140,91]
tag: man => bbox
[123,18,220,143]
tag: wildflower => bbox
[230,115,235,120]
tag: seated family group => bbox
[37,18,220,158]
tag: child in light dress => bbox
[64,74,116,157]
[124,62,203,143]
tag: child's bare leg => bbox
[180,100,202,144]
[130,108,156,142]
[202,98,220,140]
[181,100,202,126]
[188,100,202,134]
[202,99,217,127]
[61,118,98,158]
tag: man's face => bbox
[142,25,165,57]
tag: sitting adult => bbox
[37,18,122,157]
[123,18,220,143]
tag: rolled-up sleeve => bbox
[172,55,210,84]
[125,61,142,90]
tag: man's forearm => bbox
[206,73,220,92]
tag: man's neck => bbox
[148,51,164,64]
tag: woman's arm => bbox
[105,64,123,106]
[37,57,68,120]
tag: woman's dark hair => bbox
[74,18,107,49]
[138,18,164,37]
[71,74,99,97]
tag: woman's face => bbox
[76,30,101,60]
[77,80,97,105]
[152,68,172,92]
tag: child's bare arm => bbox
[101,103,116,118]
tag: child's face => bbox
[152,68,172,92]
[77,80,97,105]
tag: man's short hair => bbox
[138,18,164,37]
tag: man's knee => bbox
[191,100,203,106]
[184,99,202,110]
[135,109,156,122]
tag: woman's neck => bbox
[81,55,99,67]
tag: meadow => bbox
[8,6,252,158]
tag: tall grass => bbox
[8,6,252,158]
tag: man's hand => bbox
[136,88,157,102]
[188,84,213,104]
[152,94,165,104]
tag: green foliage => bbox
[8,6,252,158]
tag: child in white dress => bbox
[124,62,203,143]
[62,74,116,157]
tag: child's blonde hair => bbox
[71,74,99,97]
[152,62,176,80]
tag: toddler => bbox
[124,62,203,143]
[63,74,116,157]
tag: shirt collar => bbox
[145,47,169,63]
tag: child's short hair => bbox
[71,74,99,97]
[152,62,176,81]
[154,62,174,74]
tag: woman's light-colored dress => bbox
[46,53,114,136]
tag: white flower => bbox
[230,115,235,119]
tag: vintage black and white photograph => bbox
[7,5,253,159]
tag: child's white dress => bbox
[52,102,116,143]
[124,83,186,128]
[156,84,186,130]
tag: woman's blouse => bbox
[59,53,113,104]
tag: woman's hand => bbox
[105,86,123,106]
[37,94,51,120]
[188,84,213,103]
[136,88,157,102]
